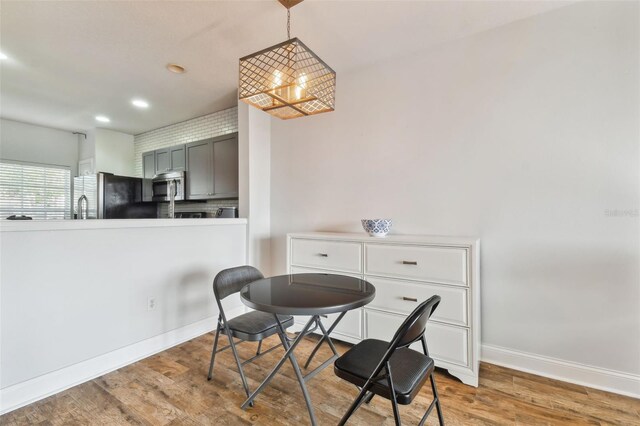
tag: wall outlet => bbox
[147,297,157,311]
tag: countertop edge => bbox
[286,231,480,246]
[0,218,248,232]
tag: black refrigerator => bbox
[73,173,157,219]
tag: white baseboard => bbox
[482,344,640,399]
[0,306,244,415]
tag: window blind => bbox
[0,161,71,220]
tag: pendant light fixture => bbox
[239,0,336,120]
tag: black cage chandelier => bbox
[238,0,336,120]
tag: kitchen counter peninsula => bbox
[0,217,247,414]
[0,217,247,232]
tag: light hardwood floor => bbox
[2,333,639,425]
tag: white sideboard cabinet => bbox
[287,232,481,386]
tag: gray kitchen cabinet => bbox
[143,152,156,179]
[185,133,238,200]
[142,151,156,202]
[185,140,214,199]
[155,148,171,174]
[213,135,239,198]
[170,146,185,171]
[142,145,186,177]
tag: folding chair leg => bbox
[226,327,253,406]
[338,384,372,426]
[364,390,375,405]
[256,339,262,356]
[430,373,445,426]
[353,387,374,409]
[207,318,222,380]
[386,363,402,426]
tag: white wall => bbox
[77,130,95,163]
[0,118,79,177]
[270,0,639,379]
[94,129,134,176]
[239,103,272,275]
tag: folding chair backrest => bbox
[213,265,264,302]
[390,295,441,349]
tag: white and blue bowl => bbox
[361,219,392,238]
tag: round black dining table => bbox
[239,273,376,426]
[241,273,376,315]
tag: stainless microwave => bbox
[152,171,185,202]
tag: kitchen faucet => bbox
[77,195,88,219]
[168,179,176,219]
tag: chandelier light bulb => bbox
[295,73,307,99]
[273,70,283,88]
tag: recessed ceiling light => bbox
[95,115,110,123]
[167,63,186,74]
[132,99,149,108]
[0,52,8,60]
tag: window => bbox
[0,160,71,219]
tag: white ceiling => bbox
[0,0,570,135]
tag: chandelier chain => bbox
[287,9,291,39]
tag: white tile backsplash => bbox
[133,107,238,177]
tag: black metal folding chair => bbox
[334,295,445,425]
[207,266,294,403]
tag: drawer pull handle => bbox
[318,253,329,257]
[402,261,418,265]
[402,297,418,302]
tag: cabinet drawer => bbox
[367,277,468,326]
[294,309,362,340]
[291,239,362,274]
[290,267,361,279]
[364,309,469,367]
[365,244,467,286]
